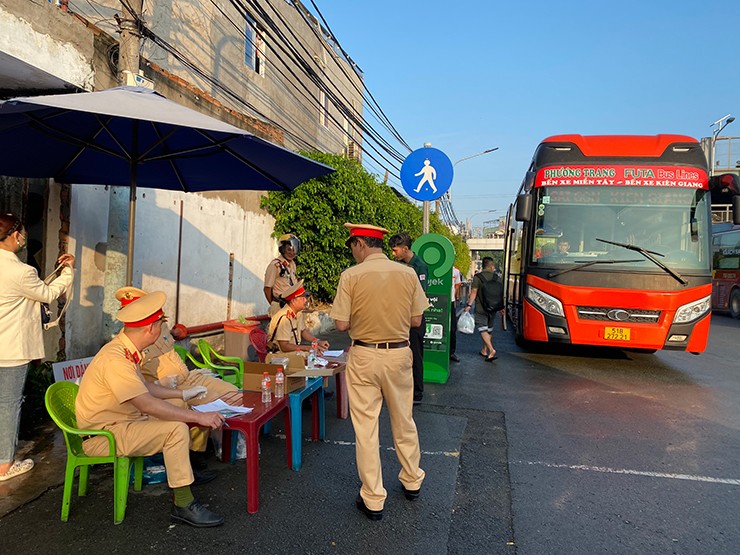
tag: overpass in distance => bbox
[466,237,504,253]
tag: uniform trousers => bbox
[83,419,193,488]
[409,316,426,400]
[346,345,425,511]
[166,371,237,451]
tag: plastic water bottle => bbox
[306,341,317,369]
[261,372,271,403]
[274,367,285,398]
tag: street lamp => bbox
[710,114,735,176]
[465,209,497,238]
[453,147,499,167]
[444,147,499,233]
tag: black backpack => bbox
[477,272,504,314]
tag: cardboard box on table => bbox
[241,358,304,393]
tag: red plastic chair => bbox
[249,328,268,363]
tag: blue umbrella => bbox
[0,86,334,281]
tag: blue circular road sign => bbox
[401,147,454,201]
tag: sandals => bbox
[0,458,34,482]
[485,355,499,362]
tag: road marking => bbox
[272,434,459,457]
[514,460,740,486]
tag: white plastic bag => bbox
[458,311,475,335]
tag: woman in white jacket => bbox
[0,213,74,482]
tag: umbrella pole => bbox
[126,160,136,285]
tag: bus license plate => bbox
[604,327,631,341]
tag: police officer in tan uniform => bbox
[263,233,300,316]
[116,287,237,468]
[76,291,226,527]
[330,223,429,521]
[267,280,329,354]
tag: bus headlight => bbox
[672,295,711,324]
[526,286,564,317]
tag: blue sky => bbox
[310,1,740,229]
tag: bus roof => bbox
[541,135,699,157]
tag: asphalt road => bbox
[475,313,740,555]
[1,314,738,554]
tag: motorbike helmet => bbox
[278,233,301,256]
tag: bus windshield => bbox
[531,186,711,272]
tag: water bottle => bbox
[261,371,271,403]
[275,367,285,398]
[306,341,317,369]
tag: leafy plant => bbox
[262,152,472,301]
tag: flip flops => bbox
[485,355,499,362]
[0,458,34,482]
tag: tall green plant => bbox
[261,152,471,301]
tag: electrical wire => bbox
[114,0,408,183]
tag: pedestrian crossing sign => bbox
[401,147,454,201]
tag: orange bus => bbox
[503,135,715,353]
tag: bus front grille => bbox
[576,306,661,323]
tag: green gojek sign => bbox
[412,233,455,384]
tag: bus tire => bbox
[730,289,740,319]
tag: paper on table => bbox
[192,399,253,415]
[322,350,344,358]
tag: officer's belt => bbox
[352,340,410,349]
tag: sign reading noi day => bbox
[52,356,94,384]
[537,166,708,189]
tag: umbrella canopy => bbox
[0,86,333,191]
[0,86,334,281]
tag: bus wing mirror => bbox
[515,194,532,222]
[734,195,740,225]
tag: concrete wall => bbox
[66,185,278,358]
[0,1,94,91]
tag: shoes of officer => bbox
[355,495,383,521]
[192,468,217,486]
[413,395,422,406]
[449,353,460,362]
[171,501,224,527]
[402,485,421,501]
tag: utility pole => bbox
[118,0,143,85]
[102,0,144,340]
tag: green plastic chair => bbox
[173,344,210,370]
[197,339,244,388]
[45,381,144,525]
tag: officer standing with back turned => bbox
[331,223,429,522]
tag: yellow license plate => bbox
[604,327,631,341]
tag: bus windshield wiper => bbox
[595,238,687,285]
[548,258,642,278]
